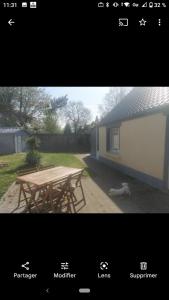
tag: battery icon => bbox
[149,2,153,8]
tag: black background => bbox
[1,214,169,297]
[0,0,168,86]
[0,0,169,298]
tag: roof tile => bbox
[100,87,169,125]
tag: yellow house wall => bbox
[99,113,166,180]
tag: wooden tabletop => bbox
[17,166,83,187]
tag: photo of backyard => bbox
[1,86,169,213]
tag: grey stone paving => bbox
[1,154,169,213]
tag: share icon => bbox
[21,261,30,271]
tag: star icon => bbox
[139,18,147,26]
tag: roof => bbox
[0,127,25,134]
[99,87,169,126]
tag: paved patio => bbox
[1,154,169,213]
[76,154,169,213]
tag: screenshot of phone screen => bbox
[0,1,169,298]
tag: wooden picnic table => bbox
[17,166,83,212]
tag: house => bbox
[92,87,169,190]
[0,128,29,154]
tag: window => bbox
[106,128,110,151]
[111,128,120,152]
[96,127,99,151]
[106,127,120,153]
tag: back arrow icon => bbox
[8,19,15,26]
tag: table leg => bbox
[30,189,41,213]
[17,183,22,208]
[79,179,86,204]
[17,182,30,211]
[40,186,50,212]
[48,184,56,212]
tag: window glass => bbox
[112,128,120,150]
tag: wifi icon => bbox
[124,2,130,7]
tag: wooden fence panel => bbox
[36,134,90,153]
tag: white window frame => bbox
[111,127,120,153]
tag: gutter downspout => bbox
[96,116,99,160]
[163,114,169,189]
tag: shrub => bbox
[25,150,41,166]
[26,135,40,151]
[25,135,41,166]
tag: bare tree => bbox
[98,87,132,118]
[63,101,91,134]
[47,95,68,113]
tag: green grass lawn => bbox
[0,152,87,200]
